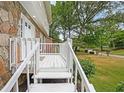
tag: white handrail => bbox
[40,43,61,54]
[68,42,96,92]
[1,42,40,92]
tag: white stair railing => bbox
[1,42,40,92]
[67,39,96,92]
[40,43,61,54]
[9,38,40,70]
[40,42,69,68]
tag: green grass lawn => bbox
[111,49,124,56]
[77,53,124,92]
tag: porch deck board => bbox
[29,83,75,92]
[39,55,67,69]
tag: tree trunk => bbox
[63,31,66,41]
[100,45,103,51]
[69,30,71,38]
[68,27,71,38]
[74,46,78,52]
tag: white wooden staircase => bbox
[1,38,96,92]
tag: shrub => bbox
[116,81,124,92]
[80,59,96,78]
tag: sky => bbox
[50,1,56,5]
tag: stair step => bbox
[29,83,75,92]
[32,72,72,79]
[38,68,69,72]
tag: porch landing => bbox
[39,54,67,69]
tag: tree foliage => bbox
[50,1,124,50]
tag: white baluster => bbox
[33,53,37,84]
[75,65,77,89]
[13,39,16,65]
[81,80,84,92]
[27,64,30,92]
[9,38,12,70]
[15,80,19,92]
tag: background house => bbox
[0,1,52,89]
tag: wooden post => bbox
[81,80,84,92]
[33,51,38,84]
[15,38,17,64]
[14,38,16,65]
[36,38,40,73]
[9,38,12,70]
[25,38,27,58]
[27,64,30,92]
[75,65,77,89]
[67,38,73,72]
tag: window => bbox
[25,22,27,27]
[28,25,31,29]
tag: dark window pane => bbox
[25,22,27,27]
[28,25,31,29]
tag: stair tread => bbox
[38,68,68,72]
[29,83,75,92]
[33,72,72,79]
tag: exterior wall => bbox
[39,2,50,35]
[20,1,50,35]
[0,1,51,89]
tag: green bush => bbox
[116,81,124,92]
[80,59,96,78]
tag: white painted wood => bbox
[32,72,72,79]
[20,2,50,35]
[33,54,36,83]
[36,38,40,72]
[1,42,40,92]
[39,55,67,69]
[38,68,68,72]
[15,38,17,64]
[14,39,16,65]
[67,38,73,72]
[68,42,96,92]
[89,84,96,92]
[29,83,75,92]
[15,66,19,92]
[9,38,12,70]
[75,65,77,88]
[81,80,84,92]
[27,64,30,92]
[7,38,95,92]
[20,13,36,61]
[20,13,35,38]
[15,80,19,92]
[40,43,62,54]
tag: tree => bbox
[50,1,78,41]
[72,1,124,51]
[50,1,124,46]
[111,30,124,49]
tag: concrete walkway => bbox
[101,53,124,58]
